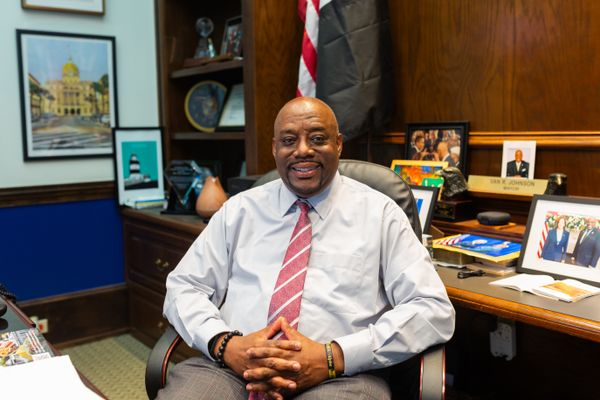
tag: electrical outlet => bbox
[29,315,49,333]
[489,318,516,360]
[37,318,49,333]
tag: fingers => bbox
[245,374,297,392]
[265,390,285,400]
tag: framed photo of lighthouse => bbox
[113,127,165,207]
[16,29,117,160]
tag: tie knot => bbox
[295,200,310,215]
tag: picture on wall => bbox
[405,122,469,174]
[113,127,164,207]
[21,0,105,15]
[518,195,600,287]
[16,30,117,160]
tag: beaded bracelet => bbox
[214,330,243,368]
[324,342,336,379]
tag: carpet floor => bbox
[62,334,150,400]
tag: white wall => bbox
[0,0,158,188]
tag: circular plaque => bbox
[184,80,226,132]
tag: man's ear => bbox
[337,133,343,156]
[272,137,276,157]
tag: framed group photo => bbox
[220,16,242,57]
[113,128,164,207]
[16,29,117,160]
[405,122,469,174]
[518,195,600,287]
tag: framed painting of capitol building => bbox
[16,30,117,160]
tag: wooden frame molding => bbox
[0,181,114,208]
[18,283,128,347]
[372,131,600,149]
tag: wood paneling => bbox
[389,0,600,131]
[0,181,114,208]
[368,1,600,200]
[243,0,302,175]
[18,284,128,347]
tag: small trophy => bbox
[193,17,216,59]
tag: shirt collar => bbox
[278,171,341,220]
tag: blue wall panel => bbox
[0,199,124,301]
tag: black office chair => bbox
[146,159,445,400]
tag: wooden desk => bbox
[0,298,105,398]
[437,266,600,342]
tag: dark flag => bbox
[313,0,394,141]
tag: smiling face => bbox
[514,149,523,162]
[272,98,343,198]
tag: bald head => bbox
[274,97,339,137]
[514,149,523,162]
[272,97,343,197]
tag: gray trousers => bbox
[156,355,391,400]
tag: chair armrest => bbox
[420,344,446,400]
[145,326,182,400]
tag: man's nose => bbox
[295,137,314,156]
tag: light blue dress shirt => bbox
[164,172,455,375]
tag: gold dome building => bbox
[42,57,108,118]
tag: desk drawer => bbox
[124,222,194,294]
[129,283,200,359]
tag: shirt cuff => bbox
[334,329,373,376]
[197,318,231,360]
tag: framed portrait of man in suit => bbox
[501,140,536,179]
[518,195,600,287]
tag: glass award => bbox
[163,160,213,214]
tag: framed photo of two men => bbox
[404,122,469,174]
[519,195,600,287]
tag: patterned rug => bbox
[62,334,150,400]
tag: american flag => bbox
[435,234,468,247]
[297,0,328,97]
[536,213,557,258]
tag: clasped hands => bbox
[219,317,343,399]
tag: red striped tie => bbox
[249,201,312,399]
[268,200,312,338]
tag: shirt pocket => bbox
[304,251,369,315]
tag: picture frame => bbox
[501,140,536,179]
[405,122,469,174]
[390,160,448,188]
[16,30,117,160]
[113,127,165,207]
[220,16,242,57]
[518,194,600,287]
[409,185,439,234]
[218,83,245,129]
[21,0,105,15]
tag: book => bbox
[0,328,53,367]
[489,274,600,302]
[434,234,521,263]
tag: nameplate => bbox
[468,175,547,196]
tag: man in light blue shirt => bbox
[160,97,455,399]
